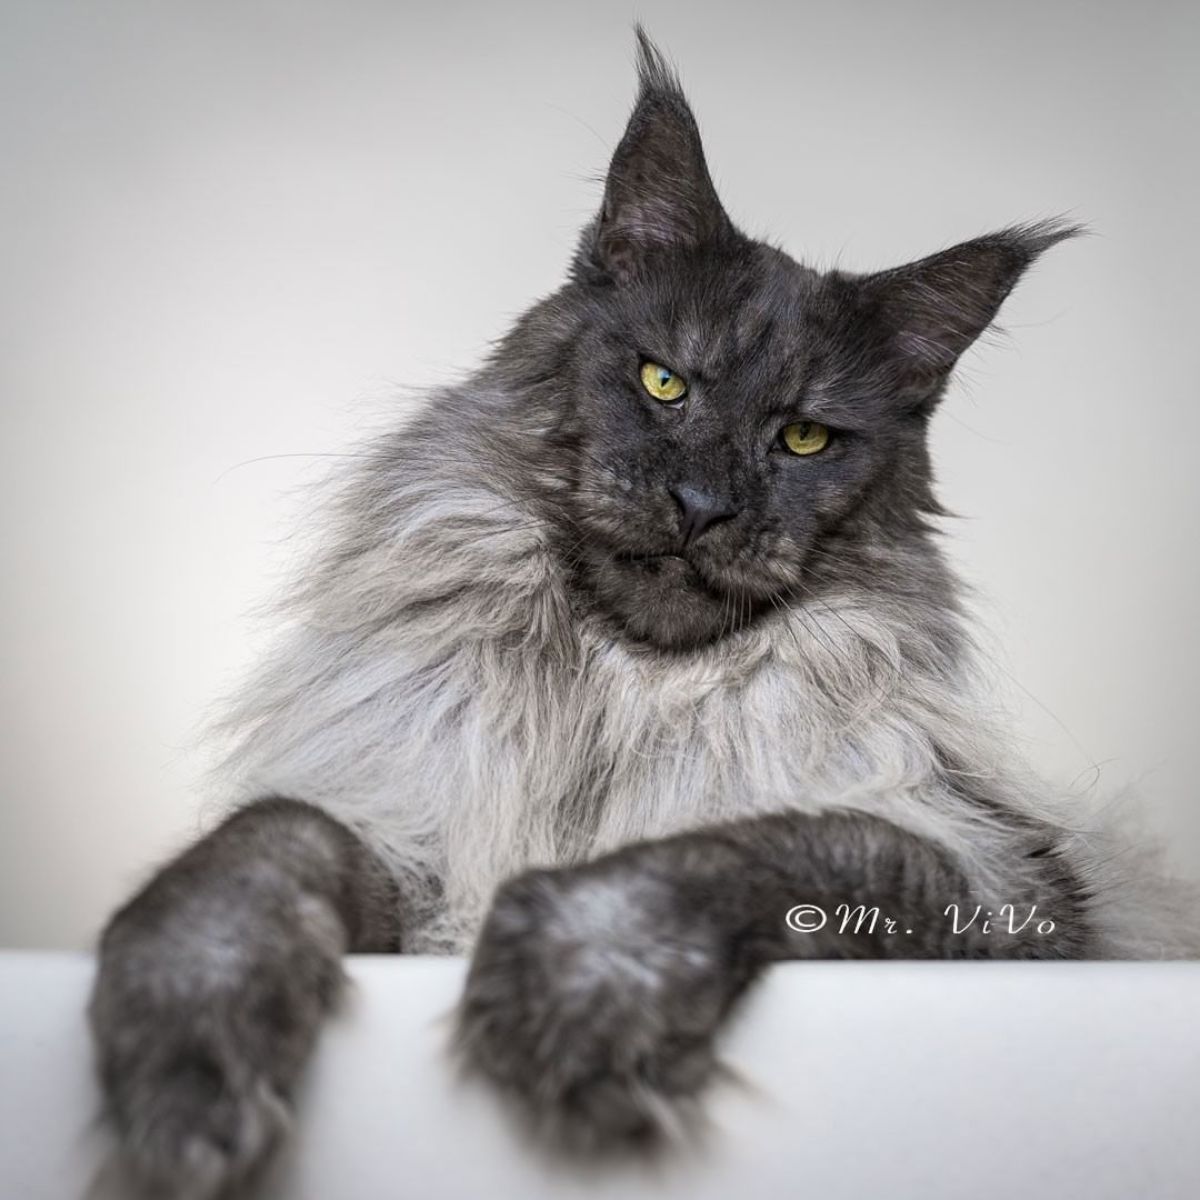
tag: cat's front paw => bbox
[92,1028,289,1200]
[89,924,341,1198]
[455,859,742,1154]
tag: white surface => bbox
[1,953,1198,1199]
[2,1,1199,950]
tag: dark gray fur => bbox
[88,29,1192,1198]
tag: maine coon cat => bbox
[89,30,1196,1199]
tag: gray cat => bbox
[89,29,1196,1199]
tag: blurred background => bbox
[2,0,1197,948]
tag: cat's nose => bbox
[668,484,738,547]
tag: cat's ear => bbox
[578,29,734,283]
[858,220,1083,405]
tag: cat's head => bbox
[495,30,1077,652]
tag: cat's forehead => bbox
[641,247,827,378]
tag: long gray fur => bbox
[89,27,1198,1198]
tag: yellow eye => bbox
[640,361,687,403]
[780,421,830,456]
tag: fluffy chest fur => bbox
[217,467,1050,953]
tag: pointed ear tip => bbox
[1012,216,1091,255]
[632,25,683,97]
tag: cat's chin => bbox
[588,553,750,651]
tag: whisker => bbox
[212,451,375,484]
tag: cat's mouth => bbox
[592,550,753,649]
[575,539,764,650]
[612,551,711,587]
[614,551,690,567]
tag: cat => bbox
[88,28,1196,1199]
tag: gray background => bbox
[2,0,1197,948]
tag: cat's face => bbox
[504,35,1074,651]
[555,244,934,650]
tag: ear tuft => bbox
[633,23,684,99]
[862,217,1085,402]
[575,28,734,284]
[1005,216,1089,257]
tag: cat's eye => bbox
[640,361,687,403]
[779,421,830,456]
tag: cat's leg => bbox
[88,797,400,1199]
[456,807,1090,1153]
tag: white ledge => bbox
[1,953,1197,1199]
